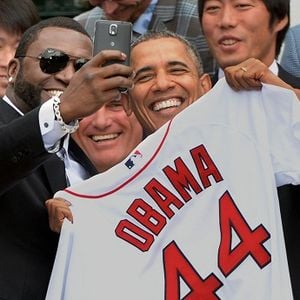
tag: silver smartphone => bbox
[93,20,132,66]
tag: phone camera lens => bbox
[109,24,118,36]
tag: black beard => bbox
[14,67,43,110]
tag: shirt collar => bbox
[3,95,24,116]
[133,0,158,35]
[269,60,279,75]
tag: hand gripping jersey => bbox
[46,80,300,300]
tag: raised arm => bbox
[224,58,300,100]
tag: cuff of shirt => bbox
[39,98,67,153]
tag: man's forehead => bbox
[27,27,92,56]
[132,37,186,55]
[36,26,83,40]
[132,38,192,64]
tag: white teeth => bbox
[153,99,182,112]
[48,90,63,97]
[222,39,236,46]
[92,133,119,142]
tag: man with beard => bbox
[0,16,133,300]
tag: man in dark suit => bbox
[198,0,300,298]
[0,16,133,299]
[280,24,300,78]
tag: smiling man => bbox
[198,0,300,298]
[129,31,211,135]
[45,31,211,232]
[72,95,143,174]
[0,16,133,300]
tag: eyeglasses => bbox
[17,48,90,74]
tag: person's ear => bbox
[199,73,212,95]
[7,59,21,84]
[274,15,288,33]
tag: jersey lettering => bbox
[164,241,222,300]
[115,219,154,252]
[144,178,185,219]
[191,145,223,188]
[163,157,203,202]
[218,191,271,276]
[127,198,167,235]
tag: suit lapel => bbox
[42,139,97,195]
[150,0,175,30]
[43,155,67,195]
[68,138,98,177]
[278,63,300,88]
[0,99,22,123]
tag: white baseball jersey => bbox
[46,80,300,300]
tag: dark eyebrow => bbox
[134,66,153,78]
[134,61,189,78]
[168,61,189,69]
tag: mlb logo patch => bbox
[125,150,143,169]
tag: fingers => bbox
[224,65,246,90]
[84,69,133,92]
[59,50,134,122]
[82,50,134,88]
[45,197,73,233]
[85,49,132,75]
[90,49,127,68]
[224,58,265,91]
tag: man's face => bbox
[72,95,143,173]
[12,27,92,110]
[129,37,211,133]
[0,28,21,97]
[201,0,288,68]
[89,0,149,22]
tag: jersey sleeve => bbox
[262,84,300,186]
[46,219,74,300]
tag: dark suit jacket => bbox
[277,65,300,300]
[0,100,96,300]
[213,65,300,299]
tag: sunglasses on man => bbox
[17,48,90,74]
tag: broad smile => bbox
[91,133,120,142]
[151,97,183,112]
[219,39,238,46]
[218,36,241,50]
[46,89,64,97]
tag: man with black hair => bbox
[0,16,133,299]
[198,0,300,298]
[0,0,39,97]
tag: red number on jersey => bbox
[218,191,271,276]
[163,241,222,300]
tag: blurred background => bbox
[290,0,300,26]
[33,0,91,18]
[33,0,300,25]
